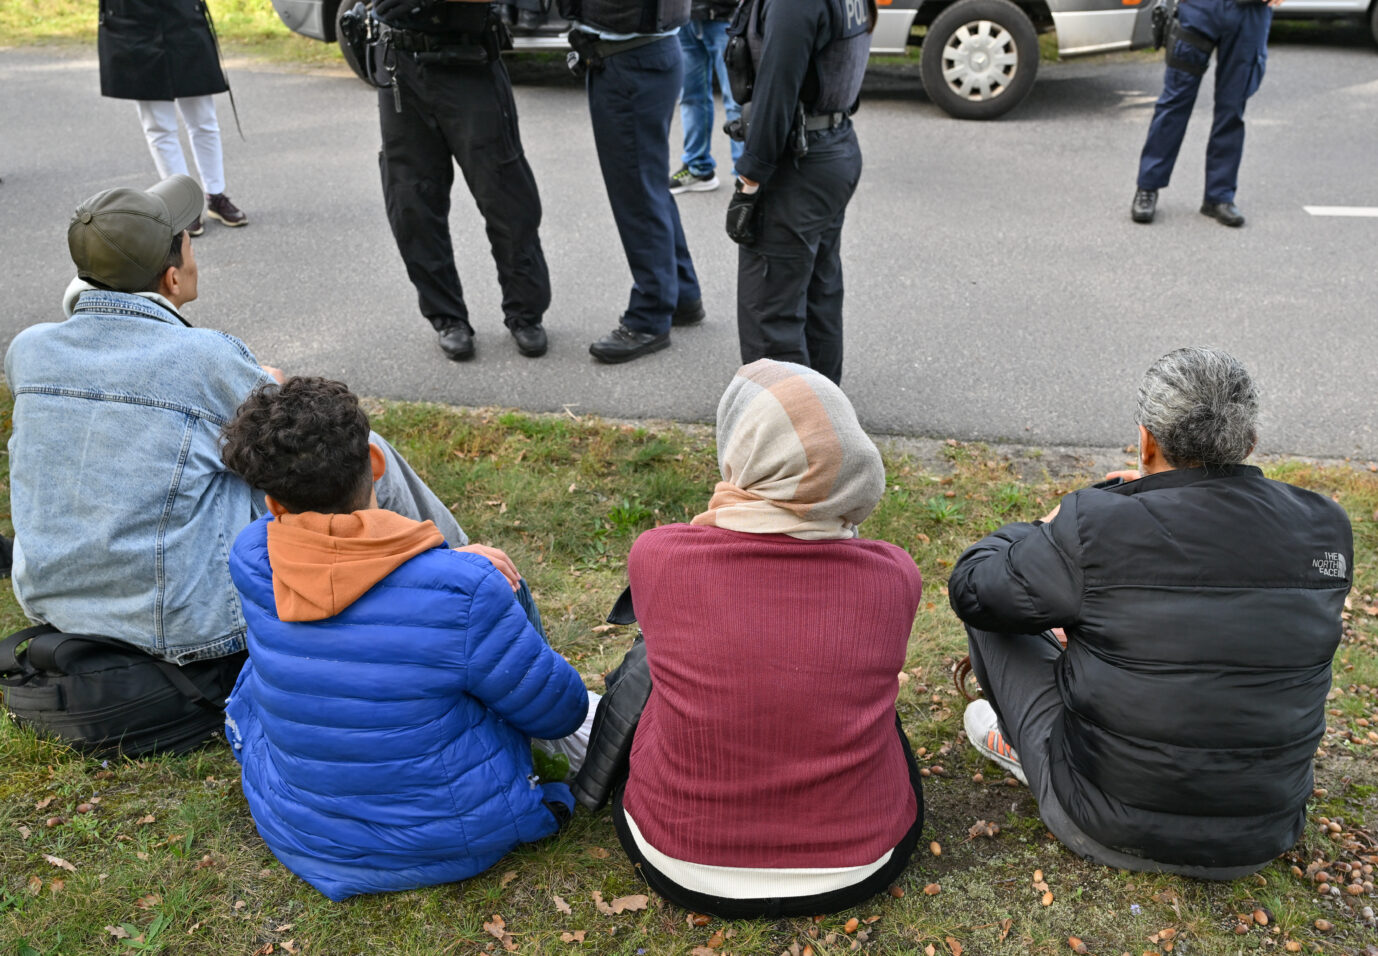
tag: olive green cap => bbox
[68,175,203,292]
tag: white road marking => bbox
[1304,206,1378,218]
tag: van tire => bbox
[920,0,1040,119]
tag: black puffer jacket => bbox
[949,465,1352,869]
[692,0,740,20]
[98,0,227,101]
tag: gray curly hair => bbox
[1135,347,1259,468]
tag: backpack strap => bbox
[0,624,59,680]
[7,629,223,712]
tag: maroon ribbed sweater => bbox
[622,524,923,868]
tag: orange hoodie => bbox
[265,510,445,622]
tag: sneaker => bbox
[187,217,205,238]
[206,193,248,227]
[963,699,1028,786]
[669,165,719,195]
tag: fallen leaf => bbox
[234,900,246,911]
[924,946,936,956]
[137,814,156,825]
[274,924,295,933]
[587,846,611,860]
[483,915,508,940]
[26,876,42,895]
[968,820,1001,839]
[105,926,131,940]
[553,895,572,915]
[281,942,299,955]
[999,918,1012,941]
[946,936,964,956]
[610,894,648,913]
[134,893,161,909]
[43,854,76,873]
[186,921,205,934]
[499,870,518,889]
[591,624,617,634]
[17,825,32,841]
[562,931,587,944]
[689,949,716,956]
[136,852,150,861]
[252,945,275,956]
[35,796,56,810]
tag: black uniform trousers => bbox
[585,35,701,336]
[737,124,861,386]
[379,48,550,333]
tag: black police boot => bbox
[589,325,669,364]
[671,298,705,327]
[1200,201,1245,228]
[438,324,476,361]
[1131,189,1157,224]
[510,322,548,358]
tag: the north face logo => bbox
[1313,552,1347,579]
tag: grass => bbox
[2,387,1377,956]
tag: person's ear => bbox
[369,443,386,482]
[156,264,178,300]
[1138,425,1160,471]
[265,495,288,517]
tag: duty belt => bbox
[381,24,490,53]
[802,111,848,132]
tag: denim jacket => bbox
[5,286,276,663]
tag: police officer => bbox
[372,0,551,360]
[1132,0,1283,228]
[724,0,875,386]
[560,0,704,365]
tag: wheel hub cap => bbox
[941,20,1020,102]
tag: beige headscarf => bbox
[691,360,886,540]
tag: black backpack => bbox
[0,624,244,757]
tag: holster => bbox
[1165,16,1214,76]
[569,587,653,811]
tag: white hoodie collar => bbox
[63,277,190,326]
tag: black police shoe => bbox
[1200,201,1245,228]
[438,325,475,361]
[589,325,669,364]
[1131,189,1157,224]
[671,299,705,327]
[511,323,548,357]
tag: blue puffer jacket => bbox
[225,517,588,900]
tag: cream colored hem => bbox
[623,810,893,899]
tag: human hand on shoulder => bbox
[455,543,521,591]
[1104,469,1141,483]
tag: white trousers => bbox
[135,96,226,196]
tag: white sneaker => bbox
[669,165,720,194]
[964,699,1028,786]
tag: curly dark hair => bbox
[220,377,373,514]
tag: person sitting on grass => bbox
[948,346,1353,878]
[219,376,591,901]
[605,359,925,918]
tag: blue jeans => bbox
[679,19,742,176]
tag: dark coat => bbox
[949,465,1353,869]
[98,0,228,101]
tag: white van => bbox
[271,0,1378,120]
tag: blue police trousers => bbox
[586,36,702,335]
[1136,0,1272,204]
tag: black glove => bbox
[372,0,438,21]
[725,182,760,246]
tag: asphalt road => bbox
[2,26,1375,458]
